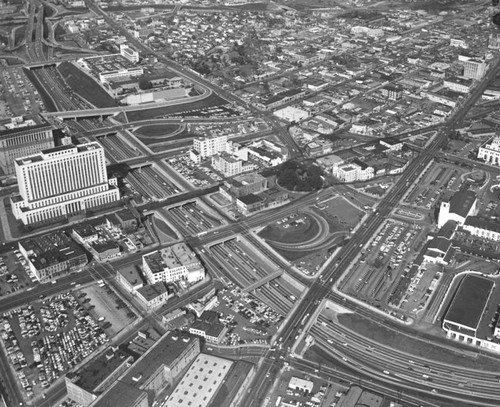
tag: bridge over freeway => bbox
[243,269,284,293]
[26,61,59,69]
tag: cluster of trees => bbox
[276,160,323,192]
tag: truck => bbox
[276,396,282,406]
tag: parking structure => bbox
[125,164,180,202]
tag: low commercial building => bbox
[89,241,121,262]
[443,77,473,94]
[19,231,87,283]
[236,194,265,215]
[136,282,173,310]
[65,348,134,407]
[478,136,500,166]
[221,173,268,199]
[255,88,306,111]
[142,243,205,285]
[332,161,374,182]
[463,217,500,241]
[273,106,310,122]
[442,274,500,351]
[93,331,200,407]
[288,377,314,393]
[165,354,232,407]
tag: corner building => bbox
[11,142,120,225]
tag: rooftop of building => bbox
[117,266,144,288]
[465,216,500,234]
[15,142,102,165]
[237,193,264,205]
[0,122,53,139]
[166,354,233,407]
[136,281,171,302]
[95,331,199,407]
[448,189,476,218]
[91,240,120,253]
[191,320,225,338]
[73,224,97,238]
[145,243,197,273]
[20,231,87,270]
[262,88,304,106]
[209,360,254,407]
[444,274,494,331]
[227,172,266,188]
[67,348,133,393]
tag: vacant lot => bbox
[57,62,117,108]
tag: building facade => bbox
[0,121,54,175]
[192,135,228,159]
[478,136,500,165]
[142,243,205,285]
[11,143,120,225]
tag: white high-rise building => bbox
[458,55,487,80]
[192,135,228,158]
[11,142,120,225]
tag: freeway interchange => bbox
[6,2,500,407]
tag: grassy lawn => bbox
[337,312,500,370]
[135,124,181,138]
[313,198,363,233]
[154,216,178,240]
[57,61,118,108]
[126,93,228,122]
[258,214,320,244]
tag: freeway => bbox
[310,312,500,405]
[240,49,500,407]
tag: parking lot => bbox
[166,200,224,235]
[0,67,46,116]
[403,164,466,210]
[167,155,222,188]
[213,283,284,346]
[0,250,36,297]
[209,238,301,315]
[0,292,109,402]
[125,164,181,202]
[341,220,426,314]
[96,132,144,162]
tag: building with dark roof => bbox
[89,240,121,262]
[65,348,134,407]
[443,274,494,339]
[92,331,200,407]
[189,320,227,344]
[136,282,173,310]
[437,190,477,228]
[18,231,87,283]
[236,193,265,215]
[463,216,500,241]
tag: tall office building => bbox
[458,55,487,80]
[0,118,55,175]
[11,142,120,225]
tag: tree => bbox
[138,78,152,90]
